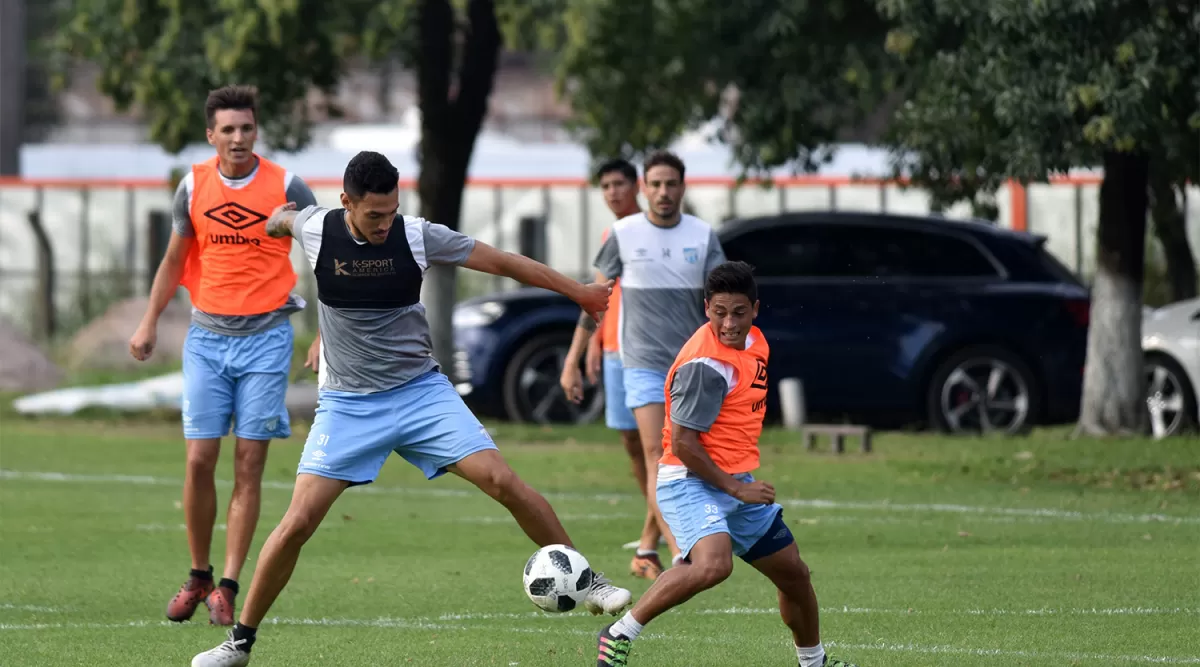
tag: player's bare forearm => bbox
[265,209,299,238]
[564,322,592,367]
[577,308,598,333]
[464,242,583,302]
[141,233,192,325]
[672,424,744,496]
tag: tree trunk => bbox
[28,210,56,340]
[0,0,26,174]
[419,157,468,380]
[1148,172,1197,303]
[415,0,501,376]
[1076,151,1150,437]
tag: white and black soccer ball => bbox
[522,544,593,613]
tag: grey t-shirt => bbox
[594,213,725,373]
[291,205,476,394]
[172,161,318,336]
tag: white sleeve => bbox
[293,205,328,270]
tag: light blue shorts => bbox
[623,367,669,410]
[181,321,293,441]
[298,370,498,486]
[657,472,786,561]
[603,353,638,431]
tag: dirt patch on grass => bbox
[1046,467,1200,492]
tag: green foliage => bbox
[554,0,893,175]
[50,0,417,153]
[881,0,1200,203]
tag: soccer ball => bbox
[522,544,593,613]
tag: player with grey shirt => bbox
[583,151,726,568]
[129,85,320,628]
[192,151,633,667]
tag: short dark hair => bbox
[205,85,258,128]
[343,151,399,199]
[705,261,757,303]
[643,150,686,181]
[596,158,637,184]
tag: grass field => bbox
[1,415,1198,666]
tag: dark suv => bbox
[452,211,1090,433]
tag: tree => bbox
[51,0,505,371]
[1148,172,1196,305]
[544,0,893,174]
[1147,133,1200,304]
[879,0,1200,436]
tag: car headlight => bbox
[453,301,506,328]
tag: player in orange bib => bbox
[595,261,860,667]
[128,85,319,627]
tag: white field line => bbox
[132,522,346,532]
[4,604,1198,624]
[823,641,1200,665]
[132,515,624,530]
[0,612,1196,664]
[0,603,66,613]
[3,468,1199,527]
[451,513,640,524]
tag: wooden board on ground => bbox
[802,424,872,454]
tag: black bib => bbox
[314,209,423,310]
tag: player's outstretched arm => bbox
[265,202,301,238]
[463,241,614,321]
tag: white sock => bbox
[610,611,644,640]
[671,553,686,567]
[635,549,657,558]
[796,643,825,667]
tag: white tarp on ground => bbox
[11,372,319,418]
[12,371,185,415]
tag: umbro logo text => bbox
[209,233,261,246]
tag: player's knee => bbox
[476,465,523,503]
[693,557,733,588]
[185,447,219,477]
[621,431,644,457]
[277,509,322,546]
[232,445,268,484]
[784,555,811,586]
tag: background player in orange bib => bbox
[128,85,318,627]
[594,261,860,667]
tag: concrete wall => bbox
[1,177,1197,339]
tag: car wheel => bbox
[501,332,605,424]
[927,345,1041,435]
[1144,353,1197,438]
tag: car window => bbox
[842,226,1000,278]
[721,226,824,277]
[722,223,1001,279]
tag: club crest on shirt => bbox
[683,247,699,264]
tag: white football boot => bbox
[584,571,632,616]
[191,630,251,667]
